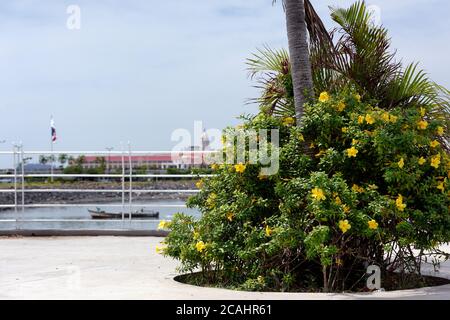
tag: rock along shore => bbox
[0,180,198,211]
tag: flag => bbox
[50,117,57,143]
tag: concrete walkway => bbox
[0,236,449,300]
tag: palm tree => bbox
[39,155,49,165]
[282,0,314,125]
[252,1,449,145]
[258,1,330,119]
[58,153,68,168]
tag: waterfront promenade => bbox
[0,236,449,300]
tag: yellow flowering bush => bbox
[163,91,449,292]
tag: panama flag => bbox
[50,117,57,143]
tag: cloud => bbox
[0,0,448,160]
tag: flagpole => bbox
[50,116,54,183]
[51,137,54,182]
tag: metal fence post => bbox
[12,145,17,214]
[21,144,25,213]
[121,143,125,221]
[11,145,18,231]
[128,142,133,220]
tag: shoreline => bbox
[0,180,196,211]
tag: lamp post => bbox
[105,147,114,174]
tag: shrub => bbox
[160,90,450,292]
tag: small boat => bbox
[88,208,159,219]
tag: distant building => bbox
[79,155,180,170]
[76,153,207,170]
[70,133,213,171]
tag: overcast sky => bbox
[0,0,449,157]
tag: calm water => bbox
[0,199,200,230]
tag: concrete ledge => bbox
[0,229,168,237]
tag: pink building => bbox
[79,152,208,170]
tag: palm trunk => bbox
[284,0,314,125]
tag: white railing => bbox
[0,148,215,229]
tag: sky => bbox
[0,0,449,159]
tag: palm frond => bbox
[246,46,294,116]
[247,46,290,79]
[258,0,449,138]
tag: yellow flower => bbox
[437,126,445,136]
[437,181,445,192]
[346,147,359,158]
[420,107,426,117]
[354,94,361,102]
[311,187,326,201]
[368,220,379,230]
[196,241,206,253]
[211,163,219,170]
[365,114,376,125]
[418,157,426,166]
[338,220,351,234]
[206,193,217,208]
[195,180,203,189]
[342,205,350,214]
[398,158,405,169]
[417,120,429,130]
[352,139,359,145]
[389,115,398,123]
[265,225,273,237]
[430,140,440,148]
[319,91,330,103]
[335,196,342,205]
[226,212,234,222]
[298,133,305,142]
[396,195,407,212]
[341,127,348,133]
[315,150,326,158]
[352,184,364,193]
[234,163,246,173]
[336,101,346,112]
[381,112,390,122]
[431,154,441,169]
[358,115,365,124]
[158,220,170,230]
[193,231,200,240]
[155,246,165,254]
[282,117,296,126]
